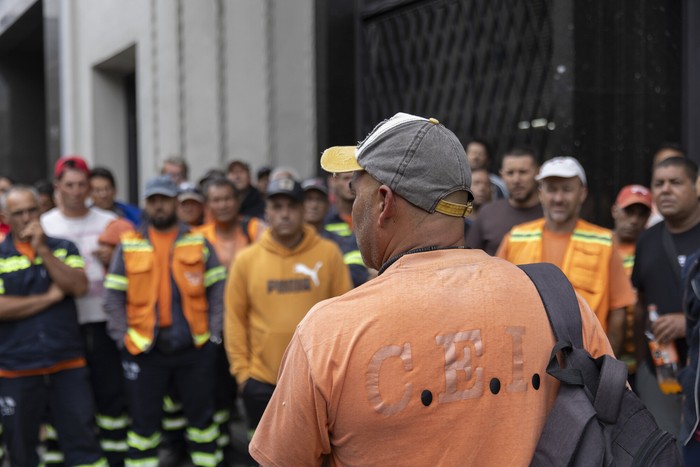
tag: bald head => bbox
[351,171,467,270]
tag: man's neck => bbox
[309,221,324,233]
[508,194,540,210]
[273,230,304,249]
[150,224,178,234]
[612,232,634,246]
[215,219,239,235]
[665,206,700,234]
[60,206,89,218]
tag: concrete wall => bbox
[59,0,316,200]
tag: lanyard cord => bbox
[377,245,465,276]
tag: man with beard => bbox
[497,157,635,355]
[104,175,226,466]
[466,147,542,255]
[632,157,700,440]
[41,156,127,464]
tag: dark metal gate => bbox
[354,0,682,225]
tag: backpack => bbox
[519,263,682,467]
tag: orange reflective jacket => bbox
[120,231,211,355]
[503,218,613,328]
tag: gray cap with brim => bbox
[144,175,179,199]
[320,112,473,217]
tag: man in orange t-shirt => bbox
[611,184,652,385]
[497,157,635,356]
[249,113,614,466]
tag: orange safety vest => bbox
[504,218,613,329]
[120,231,210,355]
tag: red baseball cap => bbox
[54,155,90,179]
[615,184,652,209]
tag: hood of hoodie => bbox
[258,224,321,258]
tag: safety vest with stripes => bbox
[105,231,225,355]
[504,218,614,328]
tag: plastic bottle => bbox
[645,304,682,394]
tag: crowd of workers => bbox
[0,112,699,466]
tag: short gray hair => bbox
[0,185,40,213]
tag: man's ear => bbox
[611,204,619,220]
[377,185,395,227]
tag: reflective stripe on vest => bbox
[505,219,613,328]
[127,328,152,352]
[343,250,364,267]
[105,274,128,291]
[0,250,84,275]
[325,222,352,237]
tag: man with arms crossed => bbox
[249,113,613,465]
[0,187,106,466]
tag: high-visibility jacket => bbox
[104,227,226,355]
[0,235,86,373]
[501,218,614,328]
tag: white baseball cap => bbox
[535,156,587,185]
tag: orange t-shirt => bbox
[149,227,178,328]
[210,224,250,269]
[249,249,613,466]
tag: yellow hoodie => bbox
[224,224,352,385]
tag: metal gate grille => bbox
[358,0,558,164]
[356,0,682,225]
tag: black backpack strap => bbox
[518,263,583,347]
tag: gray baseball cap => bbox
[144,175,179,199]
[320,112,473,217]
